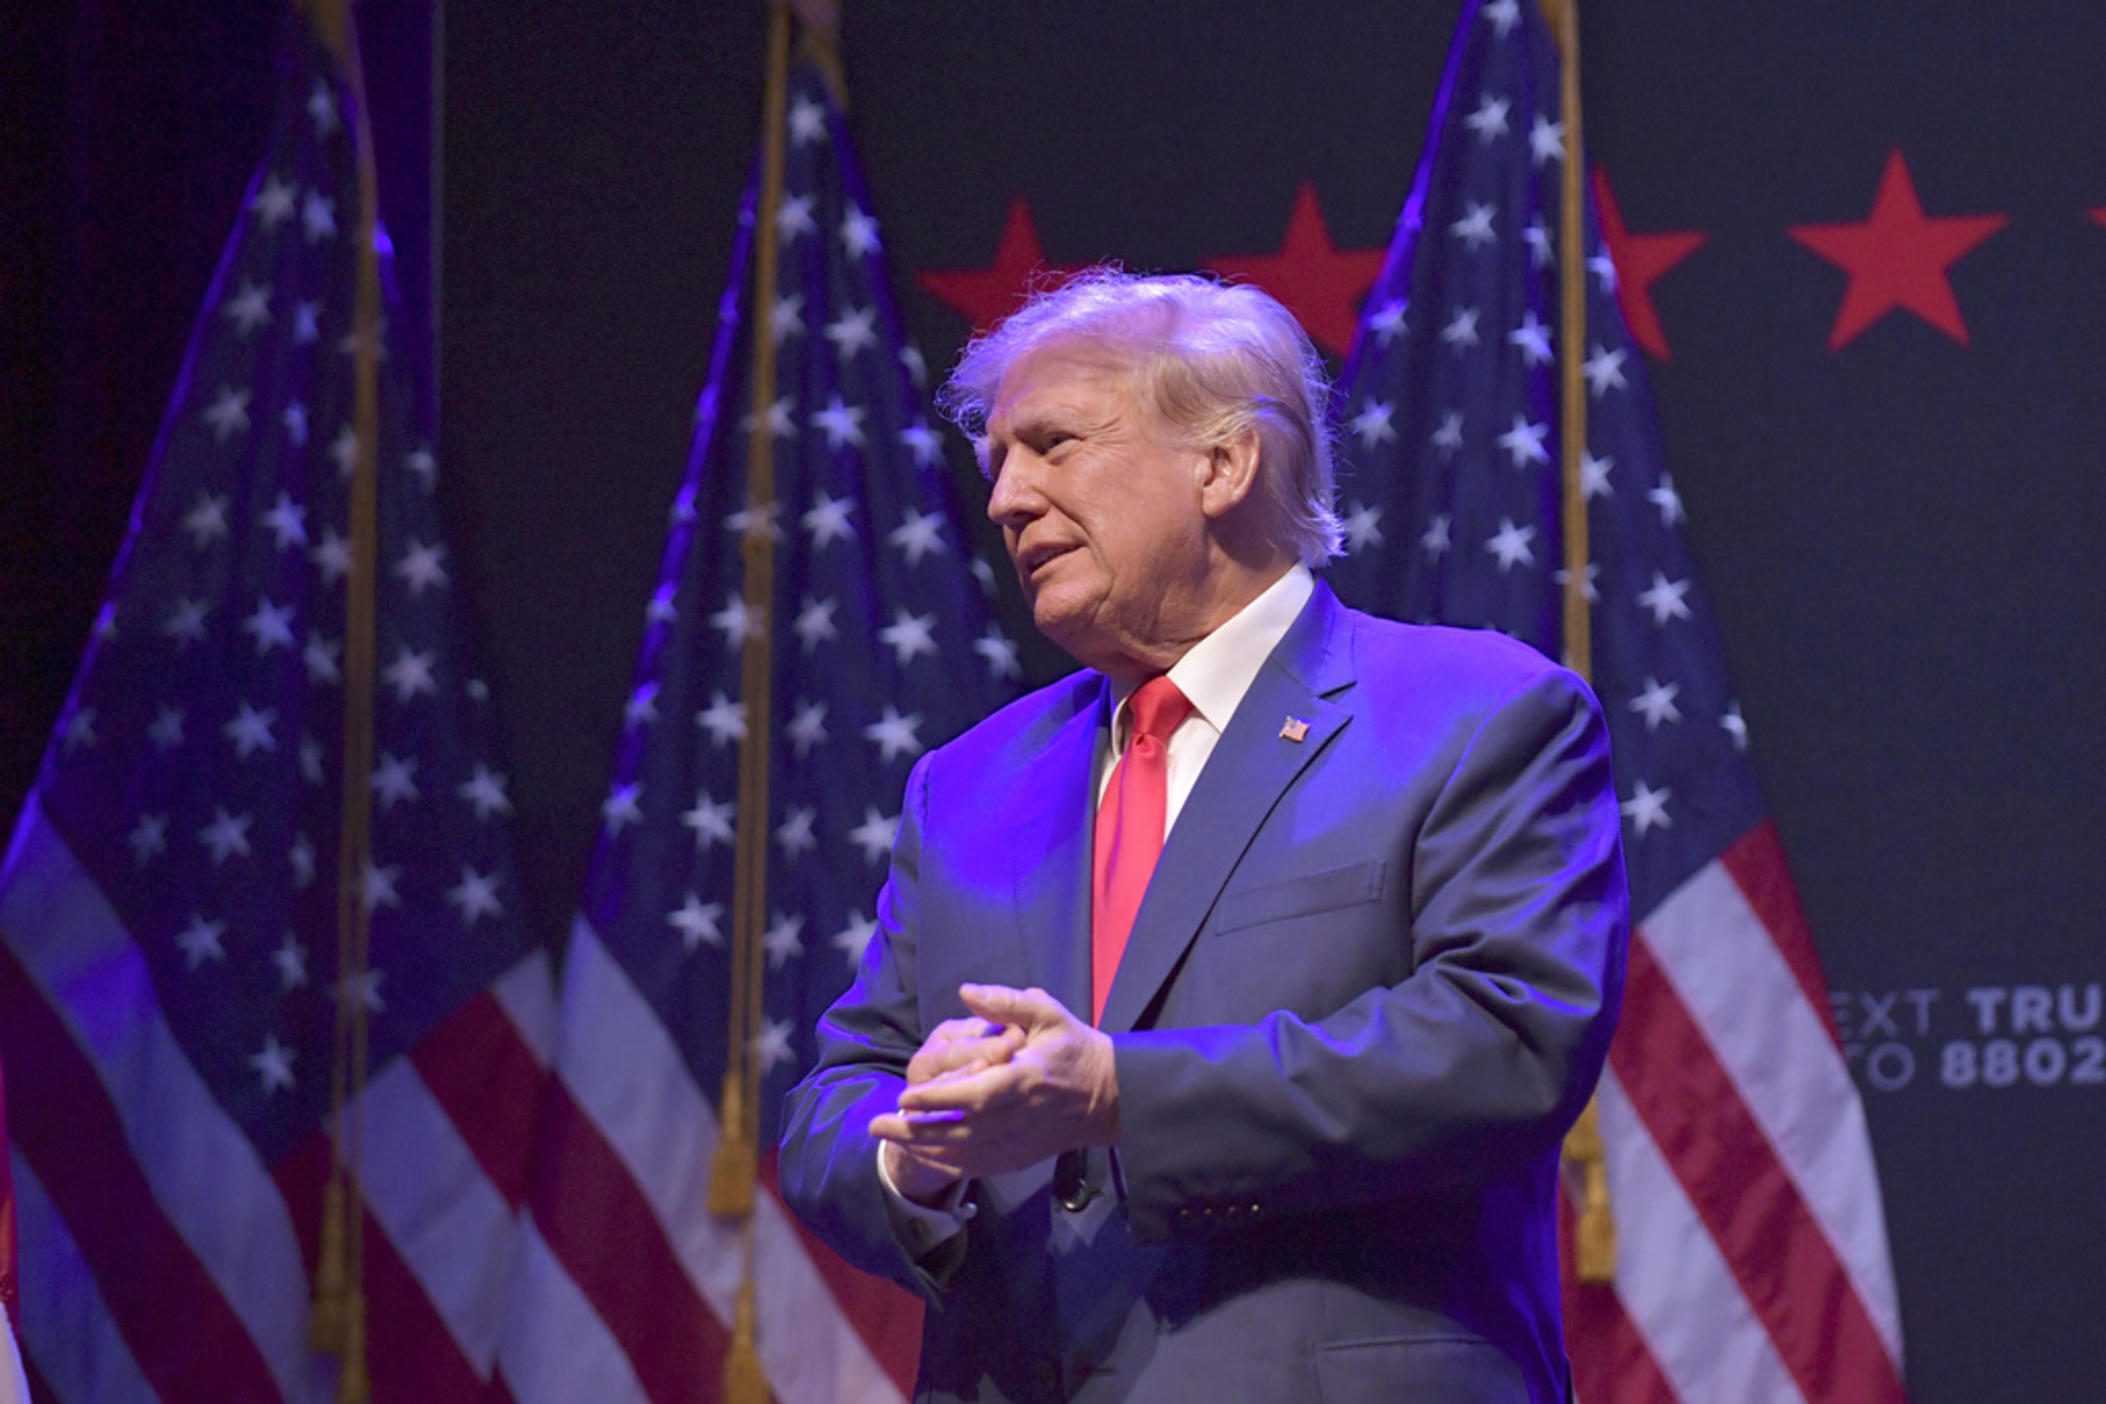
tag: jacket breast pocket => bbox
[1210,860,1388,936]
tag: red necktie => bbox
[1091,676,1193,1025]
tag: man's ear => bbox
[1196,427,1263,520]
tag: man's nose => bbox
[985,454,1040,530]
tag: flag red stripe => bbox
[532,1078,727,1404]
[275,1128,498,1402]
[1613,935,1906,1403]
[1721,822,1843,1049]
[362,1187,505,1402]
[410,990,544,1210]
[0,936,280,1402]
[758,1151,921,1398]
[1559,1194,1680,1404]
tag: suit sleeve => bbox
[1109,666,1629,1243]
[777,753,960,1298]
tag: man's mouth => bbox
[1016,542,1077,582]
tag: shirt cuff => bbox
[875,1145,974,1258]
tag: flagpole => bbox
[291,0,384,1396]
[1541,0,1617,1287]
[713,3,795,1400]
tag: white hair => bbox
[939,268,1345,566]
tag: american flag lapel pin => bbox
[1279,716,1309,743]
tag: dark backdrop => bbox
[7,3,2103,1400]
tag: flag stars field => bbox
[288,833,315,887]
[864,705,924,763]
[446,866,504,926]
[241,598,297,653]
[680,791,735,851]
[1636,571,1694,625]
[786,699,830,755]
[1583,344,1627,396]
[668,894,724,952]
[847,807,899,864]
[1350,399,1398,448]
[974,626,1022,679]
[249,1036,296,1095]
[832,911,879,969]
[198,807,254,864]
[1497,414,1549,468]
[1420,513,1454,560]
[1629,676,1685,731]
[272,931,308,990]
[202,388,251,442]
[382,645,438,703]
[176,915,227,969]
[1450,202,1497,250]
[129,814,169,866]
[62,708,97,753]
[802,491,857,546]
[696,692,746,746]
[775,806,818,861]
[887,506,948,564]
[878,608,938,664]
[149,705,186,750]
[185,491,233,546]
[370,752,420,809]
[1441,307,1482,348]
[762,912,805,969]
[600,783,643,835]
[1620,779,1673,836]
[1431,411,1465,456]
[223,703,279,759]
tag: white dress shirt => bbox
[881,566,1317,1250]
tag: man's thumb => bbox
[959,982,1058,1028]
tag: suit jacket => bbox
[780,583,1628,1403]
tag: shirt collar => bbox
[1109,565,1315,746]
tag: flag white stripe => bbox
[352,1056,517,1378]
[12,1151,158,1404]
[492,948,557,1068]
[1639,860,1904,1362]
[0,801,317,1398]
[499,1217,649,1404]
[1597,1069,1806,1404]
[558,920,905,1404]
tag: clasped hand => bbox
[871,983,1118,1205]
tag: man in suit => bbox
[779,271,1627,1403]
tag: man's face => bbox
[982,346,1212,679]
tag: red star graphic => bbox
[1788,149,2008,351]
[1205,183,1384,358]
[916,196,1079,332]
[1592,168,1707,361]
[2091,207,2106,231]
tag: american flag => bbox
[0,15,549,1401]
[1327,1,1908,1400]
[501,58,1021,1404]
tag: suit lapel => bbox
[1006,681,1106,1020]
[1098,585,1358,1034]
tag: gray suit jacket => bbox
[780,584,1628,1403]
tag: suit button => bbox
[1033,1361,1060,1396]
[1248,1203,1262,1216]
